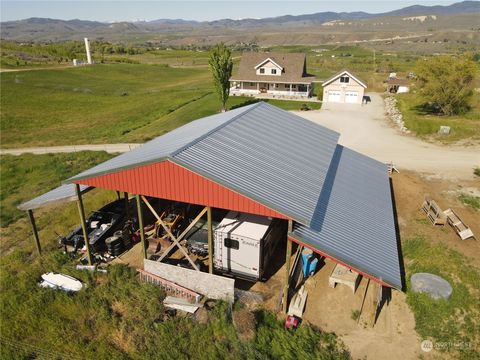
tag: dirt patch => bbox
[293,93,480,181]
[392,170,480,265]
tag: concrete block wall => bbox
[144,259,235,302]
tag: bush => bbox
[415,55,477,115]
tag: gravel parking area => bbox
[293,93,480,180]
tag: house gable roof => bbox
[230,52,315,84]
[322,70,367,88]
[254,57,283,71]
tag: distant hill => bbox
[1,1,479,43]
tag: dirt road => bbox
[293,93,480,181]
[0,144,142,156]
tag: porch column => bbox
[282,219,293,313]
[135,195,147,260]
[257,82,259,93]
[75,184,93,265]
[241,82,243,90]
[289,84,292,94]
[306,84,310,96]
[27,209,41,255]
[207,206,213,274]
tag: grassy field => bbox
[0,152,115,227]
[403,236,480,358]
[1,63,320,148]
[396,92,480,143]
[0,153,348,359]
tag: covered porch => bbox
[230,81,312,98]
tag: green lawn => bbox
[0,152,115,228]
[1,63,322,148]
[0,64,214,148]
[403,236,480,358]
[396,92,480,142]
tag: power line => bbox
[0,336,85,360]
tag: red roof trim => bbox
[74,159,290,220]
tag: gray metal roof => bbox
[290,146,401,289]
[66,102,340,226]
[17,184,92,211]
[66,103,259,182]
[174,103,339,225]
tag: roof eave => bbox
[289,233,402,290]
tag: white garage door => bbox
[345,91,359,103]
[327,91,341,103]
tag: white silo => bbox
[84,38,92,64]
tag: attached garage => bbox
[327,90,341,103]
[322,70,367,105]
[345,91,359,103]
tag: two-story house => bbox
[229,52,316,98]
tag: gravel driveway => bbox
[293,93,480,180]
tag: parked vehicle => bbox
[59,198,130,252]
[183,209,227,256]
[214,211,286,281]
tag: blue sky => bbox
[1,1,458,22]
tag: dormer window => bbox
[271,69,277,75]
[340,76,350,83]
[260,68,265,74]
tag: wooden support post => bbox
[282,220,293,313]
[123,192,130,219]
[136,195,147,260]
[116,190,121,200]
[75,184,93,265]
[158,206,208,262]
[27,209,41,255]
[141,196,199,271]
[207,206,213,274]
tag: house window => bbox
[271,69,277,75]
[224,238,239,250]
[340,76,350,83]
[292,84,297,89]
[260,68,265,74]
[250,82,255,86]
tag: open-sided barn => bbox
[20,102,402,308]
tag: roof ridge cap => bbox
[170,102,264,157]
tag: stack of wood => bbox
[422,196,447,226]
[443,209,476,240]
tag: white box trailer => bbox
[214,211,285,281]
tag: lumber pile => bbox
[422,196,447,226]
[443,208,476,240]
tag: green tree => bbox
[415,55,477,115]
[208,43,233,112]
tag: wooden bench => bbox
[422,196,447,226]
[443,208,476,240]
[329,264,360,294]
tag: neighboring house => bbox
[230,52,316,98]
[322,70,367,104]
[387,78,410,94]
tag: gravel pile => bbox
[384,96,410,134]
